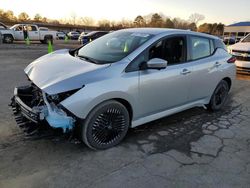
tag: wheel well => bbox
[222,77,232,90]
[113,98,133,121]
[45,35,53,39]
[3,34,14,38]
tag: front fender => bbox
[60,81,139,120]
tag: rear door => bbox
[187,35,220,102]
[27,25,39,40]
[136,35,193,118]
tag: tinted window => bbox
[31,26,37,31]
[163,37,186,64]
[190,36,210,60]
[26,25,37,31]
[15,26,23,31]
[148,36,186,65]
[126,36,186,72]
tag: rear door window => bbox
[190,36,211,60]
[31,26,37,31]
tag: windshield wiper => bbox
[77,55,99,64]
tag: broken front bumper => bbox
[10,85,75,136]
[12,87,41,123]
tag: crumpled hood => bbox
[229,42,250,52]
[25,49,110,94]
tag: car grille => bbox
[232,50,250,54]
[237,66,250,75]
[235,56,250,61]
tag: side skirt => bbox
[131,99,209,128]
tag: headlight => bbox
[47,88,82,104]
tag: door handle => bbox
[214,62,221,68]
[180,69,191,75]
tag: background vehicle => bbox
[228,33,250,74]
[223,36,238,45]
[67,31,80,40]
[11,28,235,150]
[0,22,7,43]
[0,31,2,44]
[0,24,57,44]
[56,31,66,40]
[78,31,109,44]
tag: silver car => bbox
[11,28,236,149]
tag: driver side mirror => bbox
[140,58,168,70]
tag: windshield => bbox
[10,24,20,30]
[77,31,153,64]
[242,34,250,43]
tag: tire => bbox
[44,36,53,44]
[207,80,229,111]
[82,100,130,150]
[3,34,14,43]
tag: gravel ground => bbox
[0,42,250,188]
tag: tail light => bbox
[227,56,236,63]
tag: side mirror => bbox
[141,58,168,70]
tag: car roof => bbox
[121,28,218,40]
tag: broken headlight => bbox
[47,88,82,104]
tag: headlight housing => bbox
[47,88,82,104]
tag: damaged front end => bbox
[10,83,76,138]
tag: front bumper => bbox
[10,85,75,135]
[235,60,250,74]
[12,87,41,123]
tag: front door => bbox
[138,36,193,118]
[13,25,24,40]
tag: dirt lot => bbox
[0,42,250,188]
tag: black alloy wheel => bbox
[208,80,229,111]
[82,100,130,150]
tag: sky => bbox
[0,0,250,25]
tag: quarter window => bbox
[210,39,215,54]
[190,36,211,60]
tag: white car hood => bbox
[25,49,110,94]
[229,42,250,52]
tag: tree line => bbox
[0,9,224,35]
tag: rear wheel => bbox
[207,80,229,111]
[43,36,53,44]
[82,100,130,150]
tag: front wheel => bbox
[3,35,14,43]
[207,80,229,111]
[82,100,130,150]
